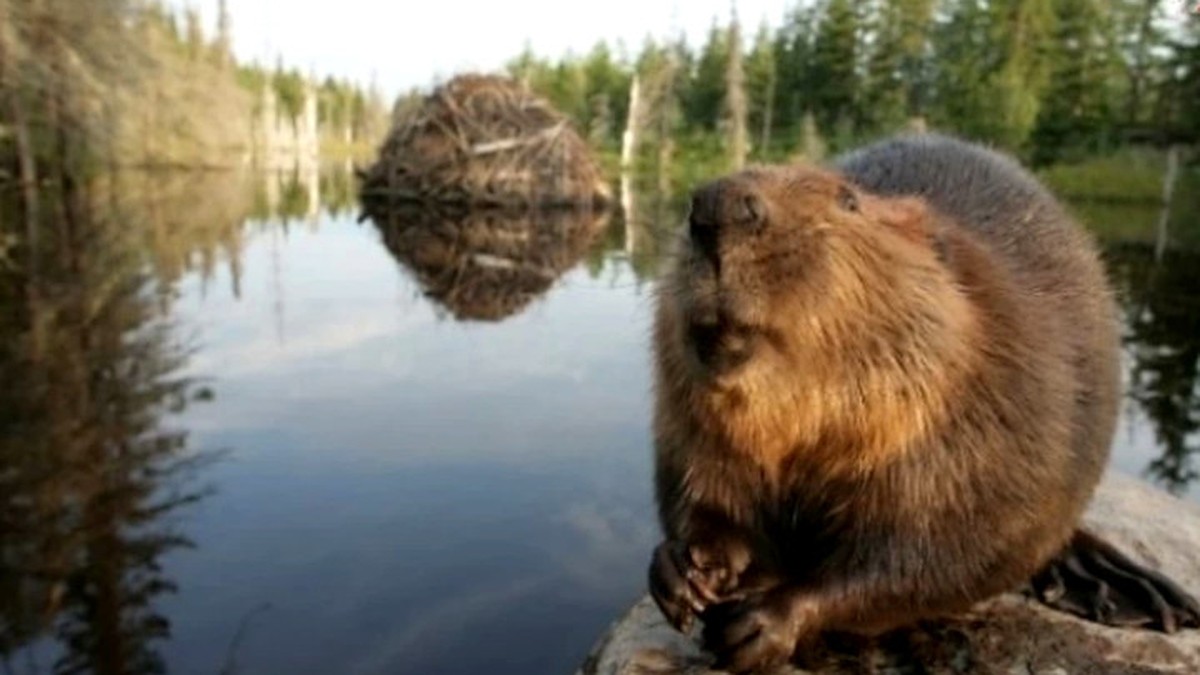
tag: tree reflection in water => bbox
[1106,241,1200,495]
[0,172,1195,672]
[0,189,214,674]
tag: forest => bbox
[2,0,1200,224]
[499,0,1200,193]
[0,0,387,224]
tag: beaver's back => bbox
[838,136,1094,299]
[836,134,1120,499]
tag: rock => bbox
[577,472,1200,675]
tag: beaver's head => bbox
[658,164,966,391]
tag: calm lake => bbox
[1,165,1198,674]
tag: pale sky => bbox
[170,0,795,96]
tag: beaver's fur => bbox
[647,135,1195,673]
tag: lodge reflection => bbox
[1106,241,1200,495]
[0,195,216,673]
[368,206,608,321]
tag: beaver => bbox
[647,134,1200,674]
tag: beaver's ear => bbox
[874,196,927,234]
[876,196,950,261]
[863,194,926,243]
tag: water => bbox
[0,168,1197,674]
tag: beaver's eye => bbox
[837,186,859,213]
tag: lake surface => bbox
[1,167,1197,674]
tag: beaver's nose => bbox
[688,180,766,263]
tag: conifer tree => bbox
[860,0,934,134]
[746,23,778,156]
[773,6,817,146]
[808,0,861,138]
[987,0,1056,148]
[1031,0,1122,162]
[687,22,730,130]
[1115,0,1167,128]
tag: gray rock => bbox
[577,472,1200,675]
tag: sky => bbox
[169,0,794,96]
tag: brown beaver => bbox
[648,134,1200,673]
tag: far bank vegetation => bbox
[505,0,1199,201]
[0,0,388,223]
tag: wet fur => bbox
[652,135,1121,654]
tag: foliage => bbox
[0,0,387,203]
[0,186,214,672]
[504,0,1200,166]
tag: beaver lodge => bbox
[359,75,611,210]
[368,205,608,322]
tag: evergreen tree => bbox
[1115,0,1167,129]
[745,23,778,156]
[987,0,1056,149]
[505,43,541,86]
[686,22,729,130]
[1160,16,1200,144]
[860,0,935,134]
[582,42,631,146]
[1031,0,1122,163]
[273,64,307,128]
[773,6,817,146]
[808,0,861,138]
[931,0,991,138]
[932,0,1054,150]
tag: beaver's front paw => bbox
[702,590,807,674]
[648,538,750,632]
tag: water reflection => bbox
[0,163,354,673]
[0,168,1196,674]
[366,206,608,321]
[1105,241,1200,494]
[0,193,213,673]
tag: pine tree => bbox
[1160,15,1200,143]
[1115,0,1167,129]
[932,0,1055,150]
[808,0,861,139]
[1031,0,1122,163]
[745,23,778,156]
[505,43,540,86]
[686,22,730,130]
[987,0,1056,149]
[773,6,817,147]
[582,42,630,146]
[860,0,935,134]
[931,0,992,137]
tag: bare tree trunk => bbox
[620,75,642,176]
[654,50,679,199]
[620,74,642,235]
[759,61,775,158]
[10,92,39,253]
[725,18,747,170]
[1154,144,1180,263]
[657,138,674,198]
[0,0,47,364]
[0,3,40,255]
